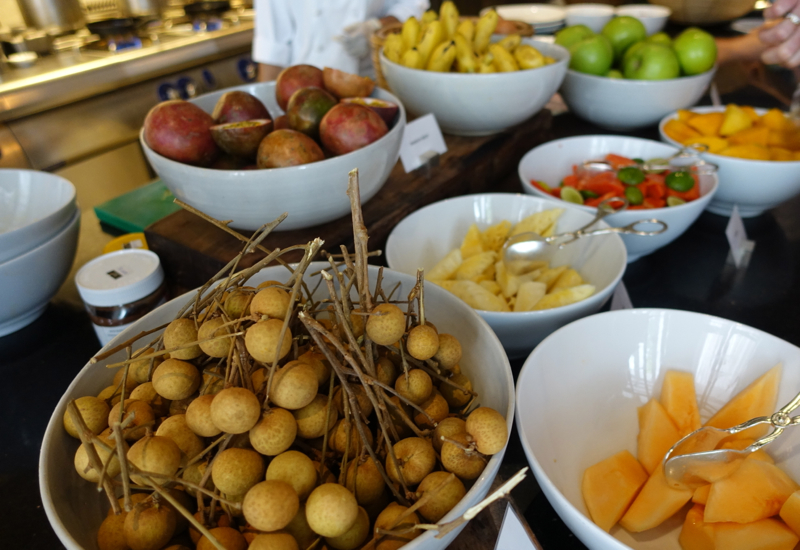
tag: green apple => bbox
[647,32,672,47]
[622,42,680,80]
[606,69,624,79]
[569,35,614,76]
[601,16,647,61]
[555,24,595,50]
[622,40,646,66]
[673,27,717,75]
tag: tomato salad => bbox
[530,153,701,209]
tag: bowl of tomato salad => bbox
[519,135,719,262]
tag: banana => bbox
[421,10,438,24]
[497,34,521,52]
[401,47,425,69]
[456,19,474,43]
[416,20,445,67]
[488,43,519,72]
[382,33,405,63]
[514,44,545,69]
[439,1,459,39]
[426,40,457,72]
[477,53,496,73]
[453,33,477,73]
[401,16,421,52]
[543,55,556,65]
[473,9,499,55]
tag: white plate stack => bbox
[483,4,566,34]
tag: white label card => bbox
[725,205,754,268]
[495,503,538,550]
[611,281,633,310]
[399,113,448,173]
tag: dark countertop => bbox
[5,87,800,547]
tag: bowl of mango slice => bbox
[659,105,800,217]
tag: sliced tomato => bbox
[582,171,625,196]
[605,153,637,170]
[643,198,667,209]
[562,174,580,188]
[585,191,621,207]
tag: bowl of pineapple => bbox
[659,105,800,217]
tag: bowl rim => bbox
[0,205,80,269]
[139,83,407,175]
[0,168,77,238]
[564,65,717,84]
[385,192,628,318]
[658,105,800,166]
[614,3,671,17]
[518,134,720,214]
[565,3,615,15]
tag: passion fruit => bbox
[211,90,271,124]
[143,100,219,166]
[322,67,375,99]
[287,87,338,140]
[275,64,325,111]
[340,97,399,126]
[274,114,289,130]
[319,103,388,156]
[210,119,273,158]
[256,129,325,169]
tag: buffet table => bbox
[3,83,799,547]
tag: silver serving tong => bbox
[502,198,668,273]
[580,144,719,177]
[663,388,800,490]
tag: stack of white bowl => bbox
[0,169,81,337]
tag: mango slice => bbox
[664,119,702,144]
[687,112,725,136]
[719,104,753,136]
[581,450,648,532]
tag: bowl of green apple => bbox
[557,17,717,131]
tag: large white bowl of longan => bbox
[40,259,514,550]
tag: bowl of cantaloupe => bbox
[515,308,800,550]
[659,105,800,218]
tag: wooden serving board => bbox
[145,110,553,293]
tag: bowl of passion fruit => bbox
[519,135,719,262]
[40,261,515,550]
[516,308,800,550]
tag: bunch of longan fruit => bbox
[65,253,508,550]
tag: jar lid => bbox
[76,249,164,307]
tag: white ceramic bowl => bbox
[659,106,800,217]
[140,82,406,231]
[0,169,77,264]
[40,263,515,550]
[0,207,80,337]
[519,135,719,262]
[385,193,627,359]
[487,4,566,30]
[516,308,800,550]
[560,67,715,131]
[565,3,615,33]
[380,39,569,136]
[614,4,671,35]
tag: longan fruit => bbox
[130,382,170,416]
[433,333,462,370]
[271,361,318,410]
[266,450,317,500]
[332,385,374,418]
[109,399,155,441]
[251,368,267,393]
[441,431,486,480]
[97,509,128,550]
[196,526,247,550]
[386,396,412,439]
[413,391,449,429]
[251,286,291,319]
[245,319,292,363]
[212,448,265,496]
[432,417,466,453]
[249,532,299,550]
[365,304,406,346]
[64,395,109,439]
[243,480,299,532]
[185,394,221,437]
[224,290,252,319]
[297,350,331,386]
[200,372,225,396]
[375,357,396,387]
[406,324,439,361]
[155,414,204,466]
[305,483,359,538]
[374,502,420,550]
[127,435,182,486]
[394,369,433,405]
[75,429,120,482]
[348,309,365,339]
[313,460,337,485]
[169,395,196,416]
[439,373,473,408]
[123,501,176,550]
[188,510,231,544]
[415,471,466,522]
[182,460,215,498]
[113,368,140,393]
[163,318,202,360]
[385,437,436,486]
[250,408,297,456]
[285,504,317,549]
[293,394,337,439]
[163,487,195,534]
[108,492,150,516]
[152,358,201,401]
[198,317,232,359]
[466,406,508,455]
[330,419,373,457]
[325,506,369,550]
[345,457,385,505]
[257,279,284,289]
[210,387,261,434]
[97,385,123,406]
[129,349,160,384]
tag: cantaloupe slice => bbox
[705,459,799,523]
[660,370,702,437]
[692,484,711,505]
[714,518,799,550]
[619,465,693,532]
[638,398,682,474]
[704,364,781,441]
[680,504,715,550]
[719,438,774,464]
[581,450,649,532]
[779,490,800,536]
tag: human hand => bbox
[760,0,800,67]
[334,18,382,59]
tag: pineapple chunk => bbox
[427,248,462,281]
[481,220,512,252]
[455,251,496,281]
[459,224,484,259]
[510,209,563,238]
[448,280,510,312]
[514,281,547,312]
[532,284,595,310]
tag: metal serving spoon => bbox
[502,198,668,273]
[662,388,800,490]
[580,144,719,177]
